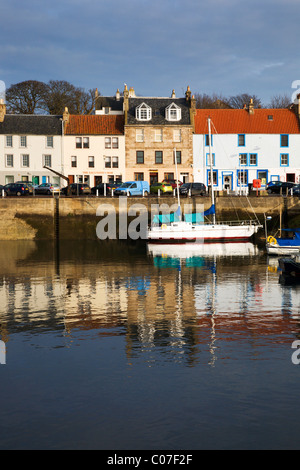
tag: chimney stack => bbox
[185,85,191,102]
[129,87,136,97]
[190,94,196,132]
[248,98,254,115]
[116,89,120,101]
[63,106,70,123]
[0,99,6,123]
[171,89,176,98]
[123,84,129,124]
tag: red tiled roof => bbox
[64,114,124,135]
[195,108,300,135]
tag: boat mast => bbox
[174,148,181,220]
[208,118,216,224]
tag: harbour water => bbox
[0,239,300,450]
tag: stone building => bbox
[96,85,196,184]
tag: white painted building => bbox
[0,105,63,186]
[193,102,300,191]
[63,109,125,187]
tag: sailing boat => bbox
[146,118,262,244]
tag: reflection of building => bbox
[0,241,299,365]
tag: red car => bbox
[162,179,183,189]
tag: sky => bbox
[1,0,300,106]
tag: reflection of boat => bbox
[266,229,300,255]
[147,118,262,245]
[147,242,259,259]
[278,256,300,278]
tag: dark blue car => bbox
[4,183,30,196]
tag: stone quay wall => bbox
[0,193,299,240]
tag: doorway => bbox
[150,172,158,184]
[286,173,295,183]
[223,172,233,190]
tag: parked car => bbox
[162,179,183,189]
[35,183,60,195]
[15,181,34,194]
[150,182,173,194]
[292,184,300,196]
[4,183,30,196]
[91,181,122,195]
[114,181,150,196]
[179,182,207,197]
[61,183,91,195]
[266,181,296,194]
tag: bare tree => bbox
[194,92,231,109]
[227,93,262,109]
[6,80,48,114]
[6,79,97,115]
[268,94,291,108]
[73,87,97,114]
[43,80,77,115]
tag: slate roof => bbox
[195,108,300,134]
[0,114,63,135]
[95,96,124,112]
[127,97,191,126]
[64,115,124,135]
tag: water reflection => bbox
[0,240,300,368]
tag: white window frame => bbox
[88,156,95,168]
[136,129,144,142]
[112,156,119,168]
[71,156,77,168]
[76,137,82,148]
[5,136,13,147]
[5,154,13,168]
[21,154,30,168]
[154,129,163,142]
[43,154,52,167]
[105,157,111,168]
[20,136,27,148]
[173,129,181,142]
[136,102,152,121]
[166,103,181,121]
[46,136,54,148]
[83,137,89,149]
[112,137,119,149]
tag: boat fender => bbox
[267,236,277,245]
[161,224,167,230]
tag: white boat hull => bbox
[147,221,260,244]
[148,242,259,257]
[266,244,300,256]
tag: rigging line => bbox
[210,119,236,165]
[245,194,261,223]
[228,194,241,221]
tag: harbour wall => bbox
[0,194,299,240]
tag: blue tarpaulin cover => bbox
[152,205,215,225]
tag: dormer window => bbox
[166,103,181,121]
[136,103,152,121]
